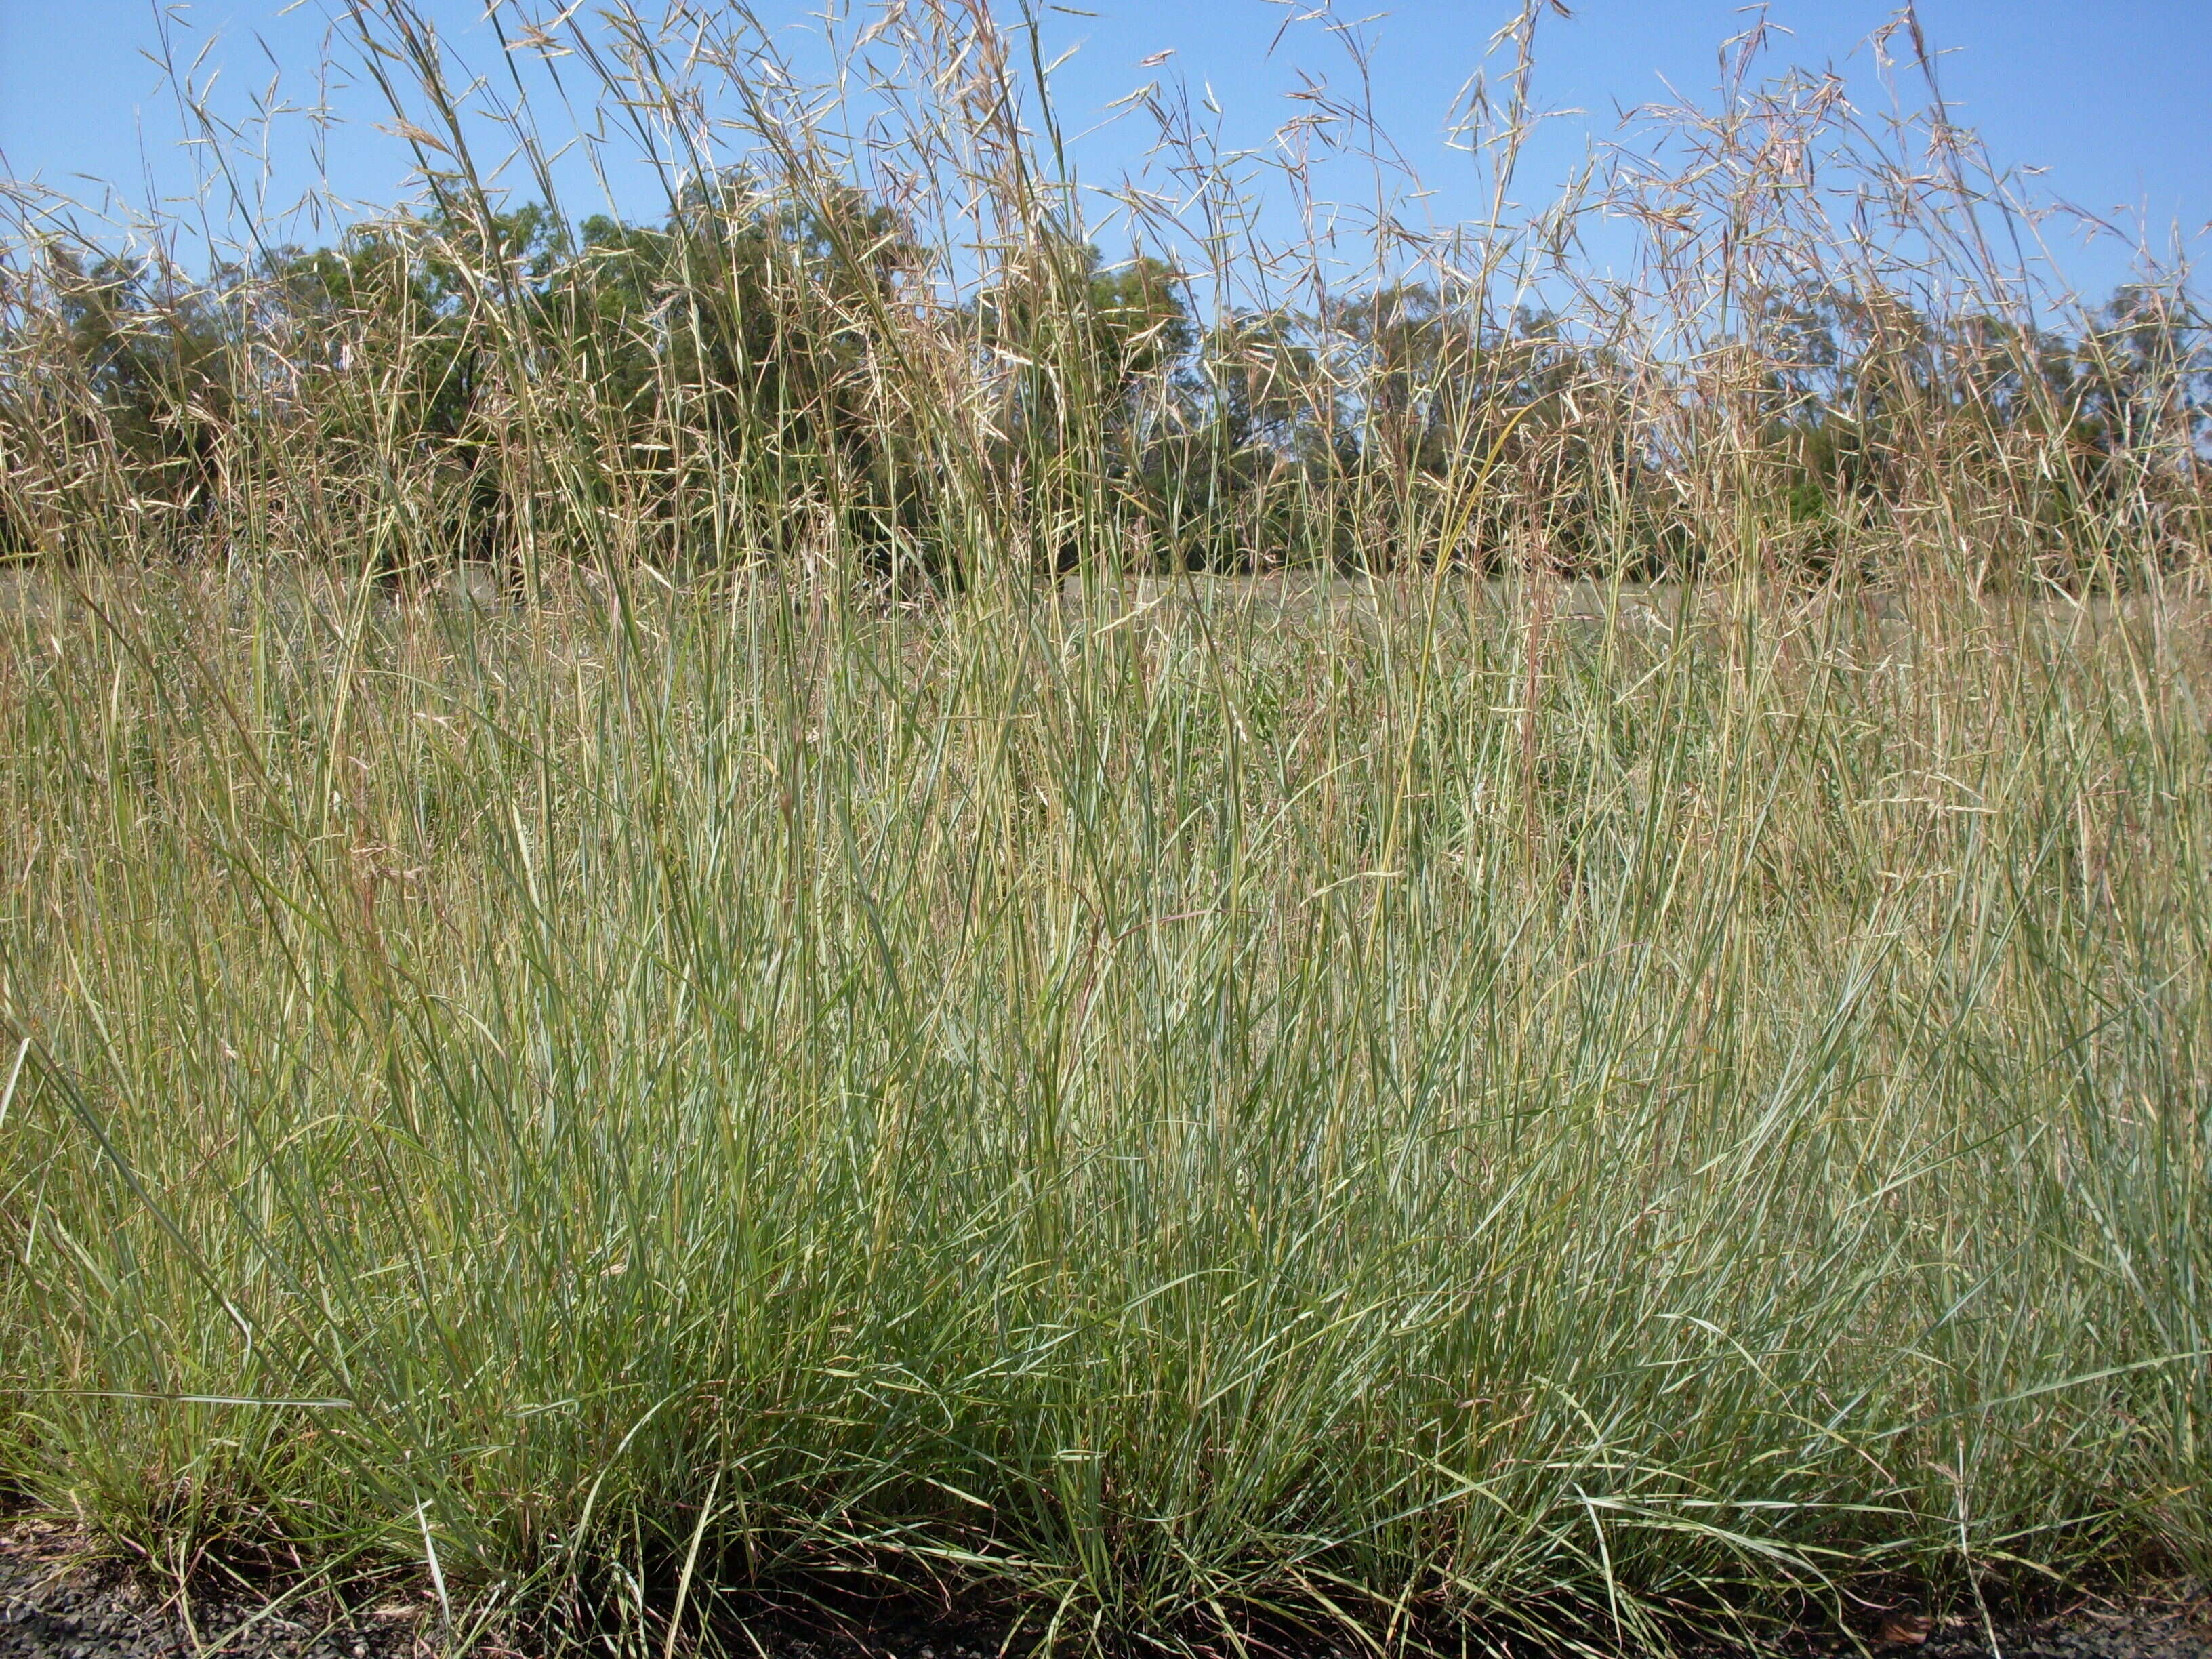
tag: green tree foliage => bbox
[0,249,234,552]
[3,185,2202,584]
[240,182,926,576]
[557,175,927,565]
[968,237,1195,572]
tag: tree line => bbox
[2,177,2204,587]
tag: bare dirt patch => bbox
[6,1515,2207,1659]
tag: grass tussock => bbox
[2,570,2207,1652]
[0,2,2209,1654]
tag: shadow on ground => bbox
[6,1521,2208,1659]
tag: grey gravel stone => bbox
[1,1525,428,1659]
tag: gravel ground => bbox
[0,1523,431,1659]
[1906,1609,2212,1659]
[5,1520,2207,1659]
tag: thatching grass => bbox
[1,4,2207,1653]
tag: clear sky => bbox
[1,0,2203,307]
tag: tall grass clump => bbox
[1,2,2208,1654]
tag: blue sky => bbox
[1,0,2203,307]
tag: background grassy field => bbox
[1,2,2209,1653]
